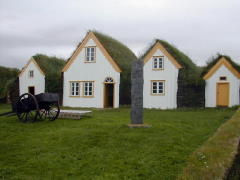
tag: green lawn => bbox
[0,104,236,180]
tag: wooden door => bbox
[104,84,114,108]
[217,83,229,107]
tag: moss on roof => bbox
[68,30,137,71]
[32,54,66,93]
[201,54,240,77]
[140,39,202,85]
[140,39,197,70]
[93,31,137,71]
[33,54,66,76]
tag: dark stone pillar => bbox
[129,59,150,128]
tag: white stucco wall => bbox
[205,64,240,107]
[19,61,45,95]
[143,49,179,109]
[63,38,120,108]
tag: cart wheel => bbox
[39,102,60,121]
[16,93,39,122]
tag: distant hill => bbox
[0,66,19,99]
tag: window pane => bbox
[86,48,91,61]
[153,89,157,94]
[159,58,163,68]
[159,89,163,93]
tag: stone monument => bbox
[128,59,150,128]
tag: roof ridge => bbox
[201,54,240,78]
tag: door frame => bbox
[103,79,115,108]
[216,82,229,107]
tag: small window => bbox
[70,82,80,96]
[153,56,164,69]
[29,70,34,78]
[83,82,94,96]
[152,81,165,95]
[85,47,96,62]
[219,76,227,81]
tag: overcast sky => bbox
[0,0,240,69]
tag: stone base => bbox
[127,124,151,128]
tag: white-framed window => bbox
[29,70,34,78]
[83,81,94,96]
[153,56,164,69]
[85,47,96,62]
[151,81,165,95]
[70,82,80,96]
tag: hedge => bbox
[179,107,240,180]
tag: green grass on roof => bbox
[201,54,240,77]
[32,54,66,93]
[140,39,203,85]
[93,31,137,71]
[33,54,66,76]
[140,39,197,70]
[68,30,137,71]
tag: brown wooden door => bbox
[217,83,229,107]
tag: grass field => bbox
[0,104,236,180]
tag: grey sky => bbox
[0,0,240,68]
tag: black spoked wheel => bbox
[39,102,60,121]
[16,93,39,122]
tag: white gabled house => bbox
[203,56,240,107]
[18,57,45,95]
[141,40,183,109]
[62,31,136,108]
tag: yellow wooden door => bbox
[217,83,229,107]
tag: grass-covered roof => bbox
[140,39,197,70]
[141,39,203,84]
[201,54,240,77]
[33,54,66,76]
[92,31,137,71]
[32,54,66,93]
[67,30,137,71]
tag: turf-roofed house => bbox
[18,54,66,96]
[141,39,204,109]
[203,55,240,107]
[62,30,136,108]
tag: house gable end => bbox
[203,57,240,80]
[62,32,122,73]
[143,42,182,69]
[19,57,45,78]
